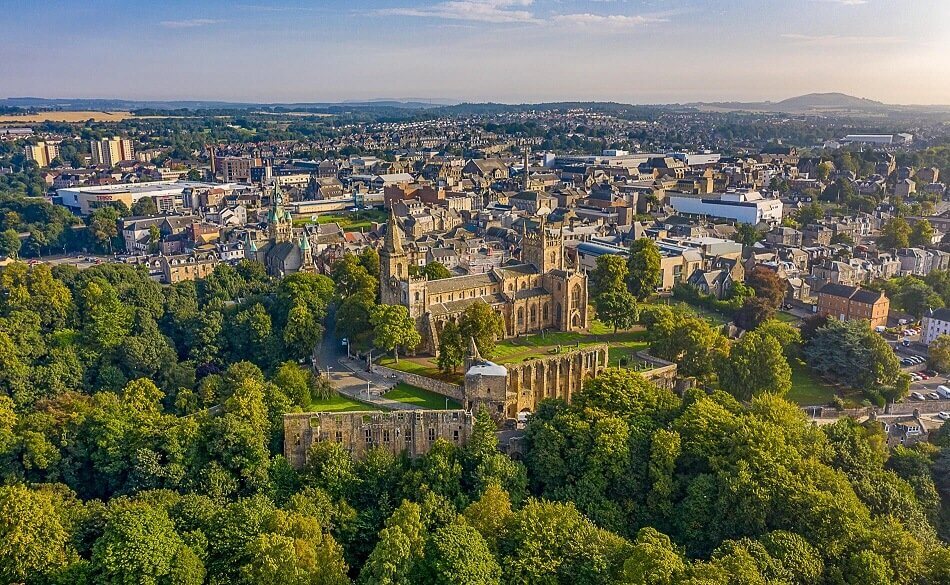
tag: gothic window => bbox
[415,291,420,302]
[556,303,562,323]
[543,302,549,321]
[520,281,526,291]
[571,283,582,307]
[550,251,556,264]
[530,305,537,323]
[517,307,524,327]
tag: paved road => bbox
[312,308,417,411]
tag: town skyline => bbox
[3,0,948,104]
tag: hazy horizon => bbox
[3,0,949,105]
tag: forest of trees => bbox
[0,255,947,584]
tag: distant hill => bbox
[687,93,897,114]
[773,93,885,110]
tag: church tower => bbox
[521,217,564,273]
[380,210,409,305]
[267,183,293,243]
[299,234,313,270]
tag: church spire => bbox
[384,208,405,254]
[523,149,530,191]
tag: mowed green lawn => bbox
[385,383,461,409]
[294,209,387,232]
[493,320,647,365]
[309,393,381,412]
[377,357,463,384]
[786,359,838,406]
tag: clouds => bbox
[374,0,536,24]
[160,19,223,29]
[551,13,667,27]
[781,33,904,46]
[812,0,868,5]
[373,1,667,29]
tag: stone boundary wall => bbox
[802,399,950,419]
[370,364,465,401]
[886,399,950,415]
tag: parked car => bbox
[924,370,938,376]
[936,385,950,399]
[919,374,930,380]
[928,392,940,400]
[912,392,926,400]
[938,412,949,420]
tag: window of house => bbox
[364,429,372,444]
[335,431,342,442]
[428,428,436,441]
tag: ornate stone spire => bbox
[384,208,405,254]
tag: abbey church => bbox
[379,211,590,353]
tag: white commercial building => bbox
[56,180,242,215]
[668,189,784,225]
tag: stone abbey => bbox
[379,211,590,354]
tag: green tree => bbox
[132,196,158,216]
[879,217,911,250]
[420,520,501,585]
[0,485,75,583]
[331,253,377,299]
[88,206,121,253]
[804,318,906,403]
[359,500,426,585]
[0,229,20,259]
[928,334,950,373]
[459,300,506,359]
[718,330,792,400]
[647,309,729,379]
[627,238,662,301]
[91,502,196,585]
[437,320,465,373]
[186,168,202,181]
[371,304,421,362]
[336,291,375,350]
[734,224,762,246]
[795,202,825,226]
[422,261,453,280]
[595,288,639,333]
[282,300,321,360]
[817,160,834,181]
[909,219,935,247]
[755,319,802,359]
[590,254,628,298]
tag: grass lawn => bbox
[646,297,730,325]
[294,209,387,232]
[380,321,646,380]
[309,393,381,413]
[492,321,647,365]
[385,383,462,409]
[775,311,801,324]
[378,356,464,384]
[787,360,838,406]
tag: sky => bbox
[2,0,949,105]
